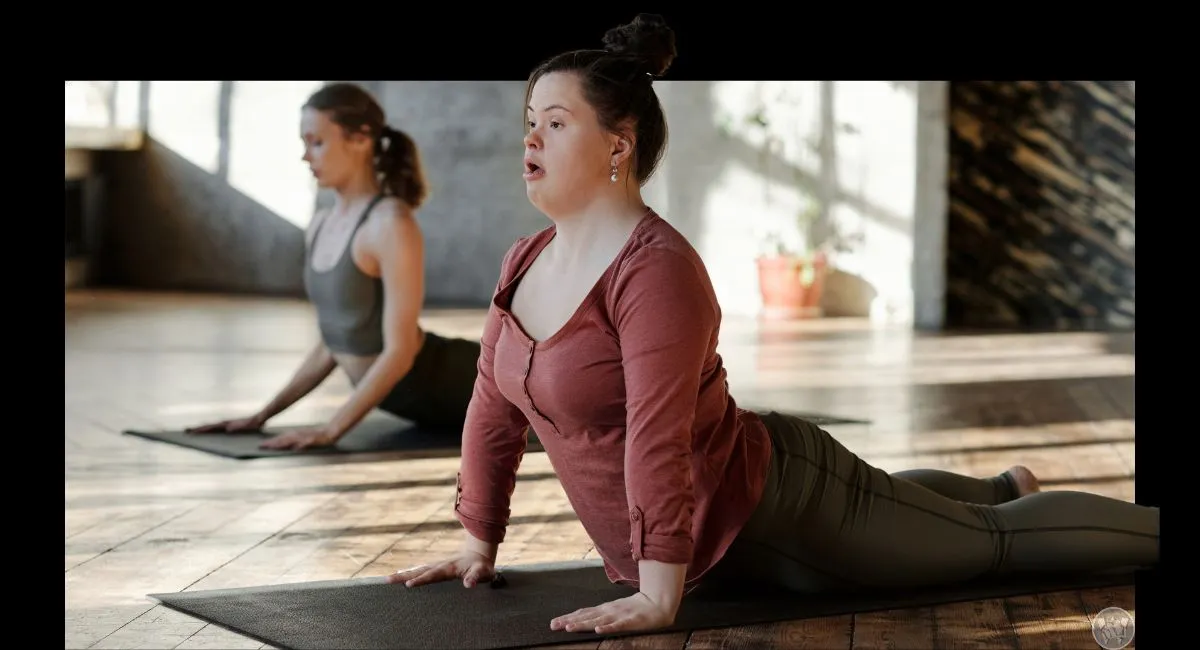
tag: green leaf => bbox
[800,262,815,286]
[746,108,769,128]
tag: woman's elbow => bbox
[380,342,419,377]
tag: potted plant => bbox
[719,91,854,320]
[755,196,830,320]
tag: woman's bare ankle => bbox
[1007,465,1040,497]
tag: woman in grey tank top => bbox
[185,83,484,450]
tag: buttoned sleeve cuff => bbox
[628,506,694,565]
[453,473,509,544]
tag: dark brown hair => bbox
[524,14,677,186]
[304,82,429,208]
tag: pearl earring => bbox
[610,165,618,183]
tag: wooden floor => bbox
[65,289,1138,649]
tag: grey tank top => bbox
[303,194,386,356]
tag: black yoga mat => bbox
[123,410,859,460]
[149,558,1136,650]
[123,415,543,460]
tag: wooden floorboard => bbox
[65,290,1139,649]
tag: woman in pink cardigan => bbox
[390,14,1159,637]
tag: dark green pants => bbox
[711,411,1159,593]
[377,332,481,432]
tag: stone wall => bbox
[945,81,1135,330]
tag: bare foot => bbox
[1007,465,1040,497]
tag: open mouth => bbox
[523,161,544,179]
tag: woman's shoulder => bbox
[365,195,415,225]
[618,212,709,280]
[360,196,421,241]
[605,212,719,317]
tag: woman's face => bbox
[523,72,623,217]
[300,107,371,188]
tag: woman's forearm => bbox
[325,347,416,437]
[637,560,687,619]
[258,342,338,421]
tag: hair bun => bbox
[601,13,677,77]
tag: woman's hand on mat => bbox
[550,592,676,634]
[257,425,340,450]
[185,413,267,434]
[387,551,496,588]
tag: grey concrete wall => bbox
[90,80,544,306]
[91,81,321,297]
[912,82,950,330]
[82,80,944,321]
[373,81,546,304]
[96,137,308,295]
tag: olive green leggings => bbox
[713,411,1159,593]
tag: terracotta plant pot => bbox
[756,252,828,320]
